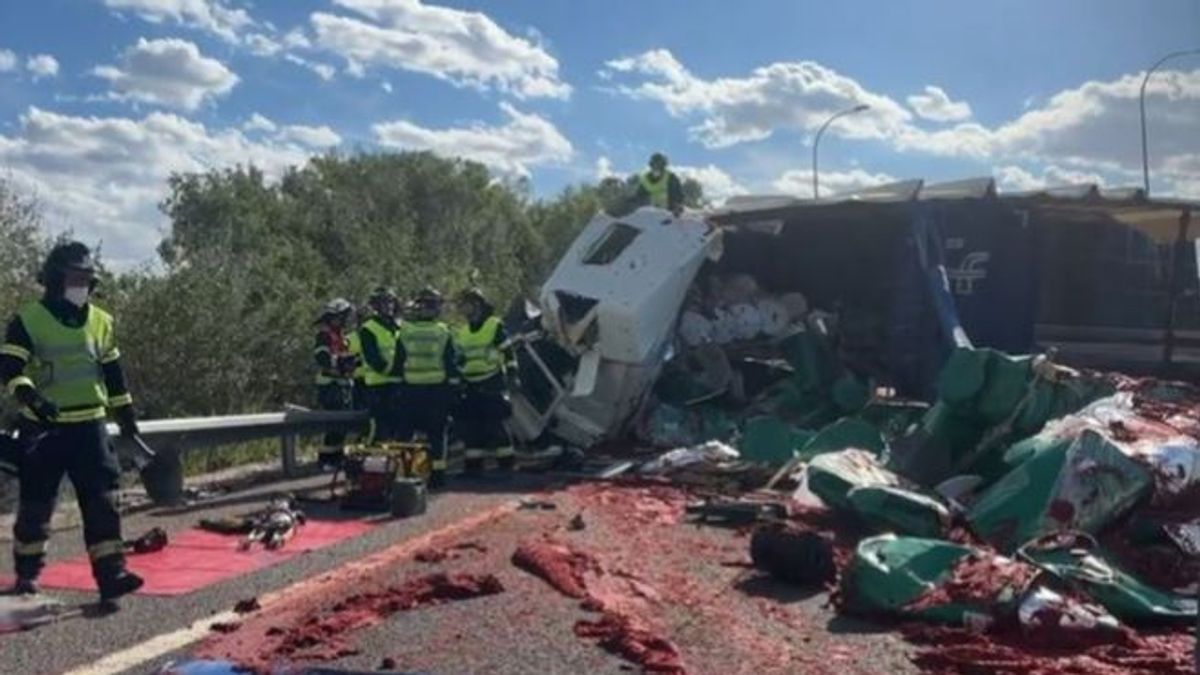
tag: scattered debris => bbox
[639,441,739,475]
[125,527,169,555]
[574,612,686,674]
[378,656,398,671]
[511,539,596,599]
[209,621,241,634]
[568,513,586,531]
[233,597,261,615]
[518,499,558,511]
[414,541,489,564]
[748,524,836,586]
[198,573,503,672]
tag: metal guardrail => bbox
[110,408,368,503]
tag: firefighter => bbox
[634,152,685,216]
[0,242,143,603]
[313,298,356,468]
[453,288,516,475]
[394,286,459,488]
[358,287,402,442]
[345,311,369,412]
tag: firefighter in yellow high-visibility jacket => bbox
[453,288,516,476]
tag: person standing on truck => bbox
[313,298,356,468]
[0,241,143,605]
[453,288,517,476]
[358,287,403,442]
[395,286,459,488]
[634,152,685,216]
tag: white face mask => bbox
[63,286,90,307]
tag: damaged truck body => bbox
[510,176,1199,449]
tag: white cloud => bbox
[894,69,1200,193]
[0,107,326,267]
[600,49,910,148]
[601,49,1199,198]
[0,49,16,72]
[311,0,570,99]
[372,102,573,176]
[381,80,393,93]
[242,112,276,133]
[244,32,283,57]
[772,167,897,199]
[26,54,59,79]
[994,164,1108,193]
[93,38,239,111]
[284,54,336,81]
[673,164,746,204]
[594,155,615,180]
[278,124,342,148]
[906,85,971,122]
[103,0,253,43]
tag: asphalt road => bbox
[0,469,915,675]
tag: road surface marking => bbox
[64,499,521,675]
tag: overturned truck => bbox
[510,177,1198,449]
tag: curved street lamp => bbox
[1140,48,1200,196]
[812,103,870,199]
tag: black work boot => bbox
[98,570,144,604]
[10,577,40,596]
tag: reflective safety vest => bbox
[398,321,450,385]
[17,302,115,423]
[360,318,402,387]
[454,316,504,383]
[346,330,368,381]
[639,171,671,209]
[314,327,352,386]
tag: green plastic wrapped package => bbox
[840,535,1032,626]
[1021,542,1198,625]
[738,416,812,464]
[807,449,903,511]
[968,429,1152,552]
[847,486,951,538]
[798,417,886,461]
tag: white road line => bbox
[64,610,240,675]
[63,500,519,675]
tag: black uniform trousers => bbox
[316,381,353,459]
[364,383,401,442]
[395,384,454,470]
[13,419,126,582]
[458,374,513,462]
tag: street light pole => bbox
[812,104,870,199]
[1140,48,1200,196]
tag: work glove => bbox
[14,386,57,424]
[336,354,358,376]
[114,404,140,438]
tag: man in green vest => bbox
[357,287,402,442]
[453,288,516,476]
[313,298,356,468]
[0,242,143,604]
[634,152,685,216]
[394,286,459,487]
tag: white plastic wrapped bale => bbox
[710,307,737,344]
[728,303,764,341]
[757,297,791,337]
[779,292,809,322]
[678,310,715,347]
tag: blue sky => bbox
[0,0,1198,266]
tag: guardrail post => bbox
[281,433,299,476]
